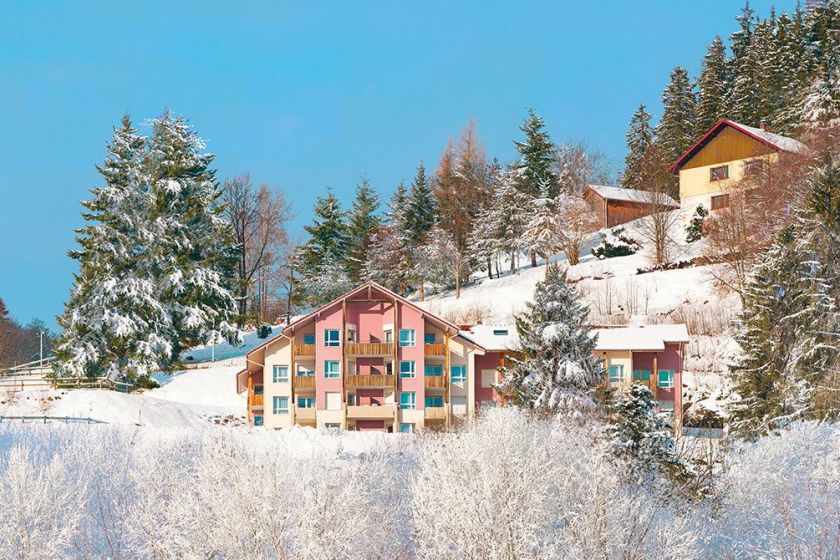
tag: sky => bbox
[0,0,795,330]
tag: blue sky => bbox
[0,0,793,329]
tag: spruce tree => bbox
[523,183,561,261]
[298,188,351,304]
[496,263,602,412]
[513,109,559,198]
[656,66,696,199]
[405,162,437,243]
[695,37,728,136]
[346,176,381,283]
[800,55,840,131]
[621,104,655,190]
[685,204,708,243]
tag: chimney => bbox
[760,122,767,131]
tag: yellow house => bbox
[669,119,806,210]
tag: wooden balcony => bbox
[295,406,316,421]
[425,406,448,420]
[293,375,316,390]
[346,404,396,419]
[346,342,394,357]
[424,375,447,388]
[424,343,446,357]
[346,374,395,388]
[294,344,316,357]
[249,393,264,408]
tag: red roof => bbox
[668,119,806,174]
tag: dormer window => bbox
[493,329,509,336]
[710,165,729,182]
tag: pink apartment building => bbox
[237,282,688,432]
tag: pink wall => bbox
[357,388,384,405]
[396,302,425,410]
[631,343,683,403]
[347,301,392,342]
[356,357,385,375]
[314,302,343,410]
[474,351,505,406]
[355,419,386,431]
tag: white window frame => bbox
[399,329,416,347]
[608,365,624,385]
[399,360,416,378]
[399,391,416,410]
[297,396,315,408]
[451,365,467,383]
[273,365,289,383]
[324,329,341,347]
[399,423,415,433]
[324,360,340,379]
[273,396,289,415]
[658,369,675,389]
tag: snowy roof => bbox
[669,119,807,173]
[592,324,690,351]
[586,184,678,207]
[459,324,519,351]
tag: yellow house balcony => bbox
[346,404,396,419]
[293,375,316,390]
[425,407,448,420]
[295,406,316,422]
[424,343,446,357]
[294,344,316,357]
[424,375,447,388]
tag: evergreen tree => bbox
[656,66,696,199]
[523,183,561,261]
[364,225,411,294]
[685,204,709,243]
[621,104,655,190]
[607,384,695,485]
[513,109,559,198]
[800,54,840,131]
[297,189,351,305]
[144,111,239,357]
[695,37,728,136]
[346,176,381,283]
[405,162,437,243]
[728,150,840,439]
[496,264,602,412]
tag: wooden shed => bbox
[584,184,679,228]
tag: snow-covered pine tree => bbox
[621,104,655,190]
[56,116,171,379]
[363,225,411,294]
[297,188,351,305]
[522,183,561,263]
[513,109,559,199]
[144,111,239,358]
[685,204,709,243]
[405,162,437,244]
[346,176,381,283]
[800,55,840,131]
[419,225,460,294]
[496,263,602,413]
[695,37,728,136]
[656,66,697,200]
[724,2,756,119]
[606,384,695,486]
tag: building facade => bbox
[584,184,679,228]
[669,119,806,211]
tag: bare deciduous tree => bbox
[635,146,680,266]
[557,195,600,266]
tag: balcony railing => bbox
[346,342,394,356]
[346,404,396,419]
[293,375,316,390]
[425,406,448,420]
[424,375,447,388]
[295,406,316,421]
[249,393,264,408]
[424,343,446,357]
[346,374,395,387]
[294,344,316,357]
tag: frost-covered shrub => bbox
[135,374,160,390]
[685,204,708,243]
[591,227,641,259]
[257,323,273,339]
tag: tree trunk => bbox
[530,250,537,268]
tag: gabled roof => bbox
[458,324,519,351]
[586,184,678,207]
[592,324,690,352]
[668,119,807,174]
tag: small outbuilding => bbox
[584,184,679,228]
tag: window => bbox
[744,159,765,176]
[297,396,314,408]
[325,392,341,410]
[297,365,314,377]
[711,194,730,210]
[324,360,340,378]
[325,423,341,430]
[481,370,496,388]
[399,360,416,378]
[657,401,675,413]
[385,362,394,375]
[451,365,467,383]
[632,369,650,382]
[493,329,509,336]
[303,334,315,345]
[324,329,340,347]
[425,396,444,407]
[254,415,264,426]
[384,330,393,343]
[608,365,624,384]
[346,329,356,342]
[399,423,414,433]
[452,396,467,415]
[273,365,289,383]
[710,165,729,182]
[399,391,416,410]
[399,329,416,347]
[424,364,443,376]
[658,370,675,389]
[480,401,496,409]
[347,392,356,406]
[273,396,289,415]
[424,332,436,344]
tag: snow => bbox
[592,324,690,351]
[729,121,808,154]
[180,322,296,363]
[587,184,678,207]
[459,324,520,351]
